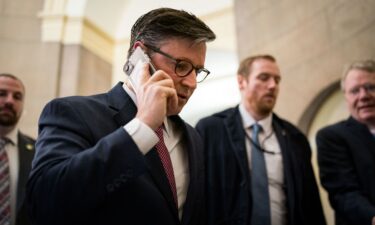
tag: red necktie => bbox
[0,138,11,224]
[155,127,178,207]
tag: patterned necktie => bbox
[250,123,271,225]
[155,127,178,207]
[0,138,10,225]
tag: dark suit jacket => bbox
[196,106,326,225]
[317,117,375,225]
[16,131,35,225]
[27,82,205,225]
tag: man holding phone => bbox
[27,8,215,225]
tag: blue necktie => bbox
[250,123,271,225]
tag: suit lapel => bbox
[272,117,297,225]
[176,116,203,225]
[346,117,375,159]
[171,115,206,225]
[107,82,138,126]
[145,148,179,217]
[17,132,35,211]
[224,108,250,186]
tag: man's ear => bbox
[237,74,246,90]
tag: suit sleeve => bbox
[27,99,147,224]
[316,127,375,224]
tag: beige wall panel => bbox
[59,45,81,97]
[59,45,112,97]
[78,46,112,96]
[1,0,43,16]
[0,16,41,40]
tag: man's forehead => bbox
[252,60,280,75]
[347,69,375,80]
[0,77,25,93]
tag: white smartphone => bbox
[123,46,156,93]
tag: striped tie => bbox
[0,138,10,225]
[155,127,178,207]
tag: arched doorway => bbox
[300,81,349,225]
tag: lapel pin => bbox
[26,144,34,151]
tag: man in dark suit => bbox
[27,8,215,225]
[316,59,375,225]
[0,73,35,225]
[196,55,326,225]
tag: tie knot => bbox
[251,123,262,144]
[0,137,10,149]
[252,123,262,133]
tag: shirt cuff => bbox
[124,118,158,155]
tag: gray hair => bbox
[341,59,375,91]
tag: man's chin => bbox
[167,103,184,116]
[358,111,375,124]
[0,117,18,127]
[168,109,183,116]
[257,108,273,118]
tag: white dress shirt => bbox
[239,104,287,225]
[122,82,189,220]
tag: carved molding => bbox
[39,0,114,63]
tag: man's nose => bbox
[182,71,197,88]
[358,87,371,99]
[4,95,15,104]
[268,78,278,89]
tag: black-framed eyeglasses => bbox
[143,43,210,83]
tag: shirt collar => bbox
[163,117,172,137]
[122,81,137,105]
[239,103,273,135]
[3,127,17,146]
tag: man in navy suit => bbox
[317,59,375,225]
[0,73,35,225]
[27,8,215,225]
[196,55,326,225]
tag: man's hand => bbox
[372,216,375,225]
[135,63,178,130]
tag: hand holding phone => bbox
[123,46,178,129]
[123,47,156,93]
